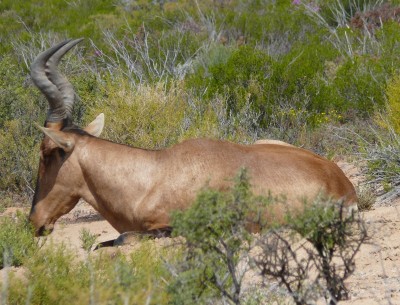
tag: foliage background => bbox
[1,0,400,304]
[1,0,400,202]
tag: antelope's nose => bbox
[37,224,54,237]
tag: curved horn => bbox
[31,40,71,122]
[30,39,83,122]
[46,38,84,118]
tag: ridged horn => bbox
[46,38,84,119]
[30,39,83,123]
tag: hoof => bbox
[113,232,142,246]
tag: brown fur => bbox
[30,131,357,235]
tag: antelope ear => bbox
[36,125,75,152]
[84,113,104,137]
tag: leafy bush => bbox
[385,74,400,134]
[198,45,273,116]
[187,43,319,126]
[276,32,387,120]
[0,0,123,52]
[332,56,386,117]
[79,228,98,253]
[187,29,386,127]
[6,241,173,305]
[169,170,366,305]
[288,200,365,303]
[0,212,38,268]
[1,171,368,305]
[223,0,315,51]
[169,169,269,305]
[83,76,259,148]
[0,120,40,195]
[255,198,367,305]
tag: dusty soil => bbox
[342,199,400,305]
[336,161,400,304]
[2,161,400,304]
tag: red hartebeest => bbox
[29,39,357,237]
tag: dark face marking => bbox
[29,132,80,236]
[32,144,66,204]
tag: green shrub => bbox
[0,0,123,52]
[84,78,193,148]
[211,46,273,114]
[83,76,258,148]
[223,0,315,49]
[270,35,342,124]
[6,241,173,305]
[187,34,374,127]
[256,198,367,305]
[0,54,45,197]
[169,169,269,305]
[79,228,98,253]
[0,120,40,195]
[333,56,386,117]
[188,45,273,117]
[0,212,38,268]
[170,169,367,304]
[385,74,400,134]
[287,199,367,303]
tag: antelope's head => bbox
[29,39,104,236]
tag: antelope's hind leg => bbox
[93,227,173,250]
[113,227,173,246]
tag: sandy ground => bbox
[342,199,400,305]
[2,161,400,304]
[50,202,119,256]
[336,161,400,304]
